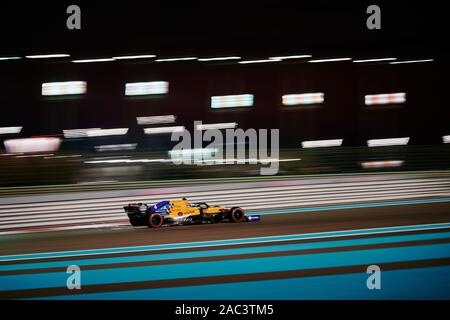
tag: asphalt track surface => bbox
[0,171,449,299]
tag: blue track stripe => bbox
[2,222,450,262]
[2,231,450,272]
[251,197,450,215]
[1,242,450,292]
[38,266,450,300]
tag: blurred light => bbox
[25,54,70,59]
[16,153,54,158]
[443,135,450,144]
[91,155,130,160]
[85,158,167,164]
[125,81,168,96]
[353,58,397,63]
[112,55,156,60]
[258,158,301,164]
[282,93,324,105]
[42,81,87,96]
[211,94,254,109]
[308,58,352,63]
[44,155,82,159]
[144,126,185,134]
[390,59,434,65]
[238,59,280,64]
[198,56,241,62]
[301,139,343,148]
[4,137,61,153]
[95,143,137,152]
[63,128,101,138]
[137,115,176,125]
[72,58,115,63]
[361,160,404,169]
[197,158,301,165]
[0,153,24,156]
[78,180,118,184]
[196,122,238,130]
[169,148,217,161]
[367,137,410,147]
[86,128,129,137]
[0,126,22,134]
[85,159,123,164]
[0,56,22,61]
[365,93,406,105]
[268,55,311,60]
[127,159,168,163]
[155,57,197,62]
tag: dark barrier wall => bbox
[1,146,450,187]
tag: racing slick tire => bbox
[129,217,142,226]
[147,213,164,228]
[229,207,245,223]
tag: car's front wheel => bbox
[229,207,245,223]
[147,213,164,228]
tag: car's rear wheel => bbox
[147,213,164,228]
[229,207,245,223]
[129,217,141,226]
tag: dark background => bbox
[0,1,448,148]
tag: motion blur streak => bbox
[112,55,156,60]
[443,135,450,144]
[308,57,352,63]
[0,56,22,61]
[282,93,324,105]
[238,59,280,64]
[364,92,406,105]
[85,128,128,137]
[71,58,115,63]
[390,59,434,64]
[136,115,176,125]
[198,56,241,62]
[367,137,410,147]
[125,81,169,96]
[41,81,87,96]
[0,172,449,232]
[0,127,22,135]
[4,137,61,153]
[301,139,343,148]
[268,55,311,60]
[25,54,70,59]
[353,58,397,63]
[155,57,197,62]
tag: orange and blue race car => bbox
[124,198,260,228]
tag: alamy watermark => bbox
[170,121,280,176]
[366,265,381,290]
[66,5,81,30]
[366,5,381,30]
[66,265,81,290]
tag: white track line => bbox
[0,187,449,222]
[0,177,446,209]
[0,179,447,213]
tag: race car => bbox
[123,198,260,228]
